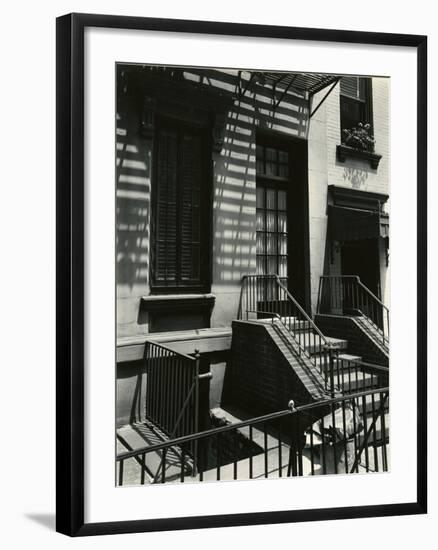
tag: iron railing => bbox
[317,276,389,347]
[116,386,389,485]
[239,274,341,395]
[142,341,201,476]
[330,357,388,395]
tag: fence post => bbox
[328,345,336,398]
[193,349,201,477]
[317,277,323,314]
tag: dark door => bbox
[341,239,380,297]
[341,239,381,324]
[255,135,309,310]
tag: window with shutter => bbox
[151,120,209,292]
[340,76,373,139]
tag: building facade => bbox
[115,66,390,434]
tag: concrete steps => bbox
[116,422,193,486]
[355,315,389,353]
[334,371,383,392]
[256,316,312,332]
[254,317,349,353]
[257,316,384,400]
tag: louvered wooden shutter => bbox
[340,77,360,99]
[180,131,201,284]
[154,124,204,289]
[155,127,178,283]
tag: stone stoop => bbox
[314,314,389,365]
[354,315,389,354]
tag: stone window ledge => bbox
[336,144,382,169]
[141,293,216,312]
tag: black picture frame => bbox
[56,13,427,537]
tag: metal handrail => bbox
[241,274,334,348]
[274,275,333,346]
[322,275,389,315]
[144,339,197,362]
[337,358,389,373]
[117,385,389,462]
[317,275,389,344]
[240,274,343,396]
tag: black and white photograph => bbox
[115,65,390,485]
[0,0,432,545]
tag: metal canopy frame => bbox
[235,70,341,115]
[309,77,341,118]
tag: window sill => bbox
[141,293,216,312]
[336,144,382,169]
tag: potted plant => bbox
[342,122,375,152]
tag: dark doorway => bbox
[341,239,380,297]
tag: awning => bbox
[328,205,389,242]
[259,73,339,96]
[237,72,340,114]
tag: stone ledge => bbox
[141,293,216,312]
[336,144,382,169]
[117,327,232,363]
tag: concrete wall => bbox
[116,69,310,338]
[116,90,153,337]
[209,99,257,327]
[116,360,147,428]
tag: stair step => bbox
[256,316,312,332]
[353,316,390,354]
[116,423,193,485]
[280,332,348,354]
[338,353,362,362]
[335,371,383,392]
[304,335,348,354]
[254,317,348,354]
[210,407,278,449]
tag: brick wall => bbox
[314,314,389,366]
[222,321,328,418]
[307,79,390,314]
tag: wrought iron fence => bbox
[144,341,201,476]
[117,386,389,485]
